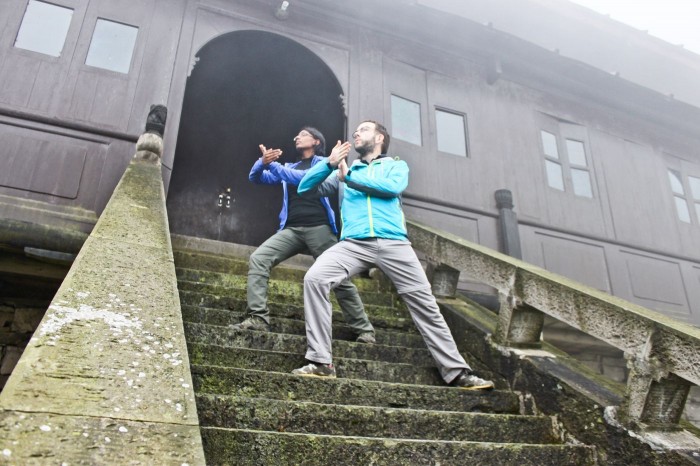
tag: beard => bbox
[354,140,374,157]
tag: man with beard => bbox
[234,127,376,345]
[292,120,494,391]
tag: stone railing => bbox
[0,106,206,464]
[408,219,700,429]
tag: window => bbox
[668,169,700,224]
[14,0,73,57]
[435,109,467,157]
[85,18,138,74]
[391,95,422,146]
[539,129,594,198]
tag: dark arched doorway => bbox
[167,30,345,246]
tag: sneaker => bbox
[291,362,336,378]
[452,370,494,391]
[230,316,270,332]
[356,332,376,344]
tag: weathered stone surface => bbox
[10,307,45,332]
[181,304,420,339]
[184,321,428,357]
[201,428,596,466]
[196,393,556,444]
[0,410,205,465]
[178,289,410,321]
[177,278,398,308]
[192,365,519,414]
[188,343,447,385]
[0,156,204,462]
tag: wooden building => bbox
[1,0,699,327]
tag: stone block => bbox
[11,307,45,333]
[0,346,22,375]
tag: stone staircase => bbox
[174,246,597,465]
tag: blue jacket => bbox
[298,156,409,241]
[249,155,338,233]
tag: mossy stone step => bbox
[187,343,486,386]
[181,304,421,339]
[201,428,597,466]
[176,266,382,292]
[192,365,518,414]
[184,322,433,363]
[196,394,557,444]
[174,249,306,280]
[177,279,399,308]
[178,290,410,321]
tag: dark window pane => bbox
[14,0,73,57]
[435,109,467,156]
[668,170,685,195]
[566,139,587,166]
[571,168,593,198]
[85,18,138,74]
[546,160,564,191]
[391,95,422,146]
[541,131,558,159]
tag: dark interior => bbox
[167,30,345,246]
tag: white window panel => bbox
[566,139,587,166]
[85,18,138,74]
[546,160,565,191]
[14,1,73,57]
[688,176,700,201]
[435,109,467,156]
[541,131,558,159]
[674,196,691,223]
[668,170,685,195]
[571,168,593,198]
[391,95,422,146]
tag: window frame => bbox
[538,122,596,199]
[434,106,469,158]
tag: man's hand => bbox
[259,144,282,165]
[338,159,349,182]
[328,140,351,168]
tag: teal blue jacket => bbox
[297,155,409,241]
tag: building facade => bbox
[1,0,699,328]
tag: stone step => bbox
[188,343,488,386]
[176,266,382,293]
[177,279,400,308]
[191,365,519,414]
[174,249,306,280]
[184,323,432,364]
[201,428,597,466]
[178,290,411,322]
[195,394,558,444]
[181,304,421,339]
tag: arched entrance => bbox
[167,30,345,246]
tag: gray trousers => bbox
[303,238,470,383]
[247,225,374,334]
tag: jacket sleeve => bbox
[344,160,409,198]
[249,158,280,185]
[268,162,307,186]
[298,160,335,195]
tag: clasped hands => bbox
[328,141,351,181]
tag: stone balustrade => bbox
[408,219,700,428]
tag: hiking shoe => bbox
[230,316,270,332]
[452,371,494,391]
[356,332,376,344]
[291,362,336,378]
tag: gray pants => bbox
[303,238,470,383]
[247,225,374,335]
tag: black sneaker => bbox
[452,370,494,391]
[230,316,270,332]
[291,362,336,378]
[356,332,376,344]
